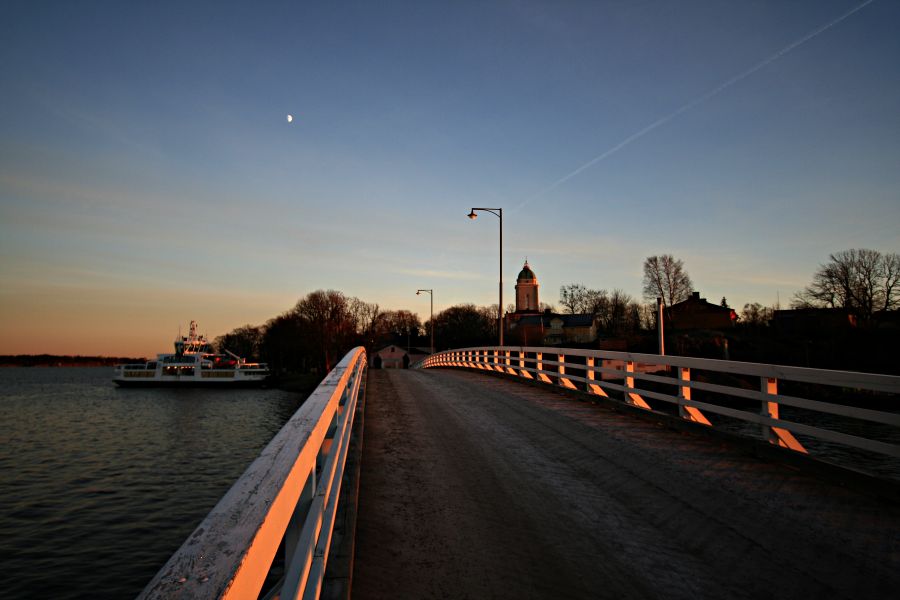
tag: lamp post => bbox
[467,207,503,346]
[416,289,434,355]
[657,296,665,356]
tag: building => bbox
[773,308,857,335]
[507,260,598,346]
[510,313,597,346]
[371,345,430,369]
[665,292,736,330]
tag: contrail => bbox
[514,0,876,210]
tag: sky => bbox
[1,0,898,357]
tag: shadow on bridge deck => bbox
[352,369,899,600]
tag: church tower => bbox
[515,260,540,313]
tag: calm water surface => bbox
[0,368,303,599]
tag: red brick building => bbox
[665,292,736,330]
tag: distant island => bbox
[0,355,147,367]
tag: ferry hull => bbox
[113,378,270,388]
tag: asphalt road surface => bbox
[352,369,899,600]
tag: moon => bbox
[287,114,293,123]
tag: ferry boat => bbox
[113,321,270,387]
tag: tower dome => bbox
[517,261,537,282]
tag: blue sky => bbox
[2,0,898,355]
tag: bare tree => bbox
[559,284,588,313]
[601,289,634,335]
[477,304,500,340]
[432,304,494,350]
[559,284,612,316]
[348,298,381,345]
[636,303,656,330]
[642,255,693,305]
[740,303,772,327]
[793,249,900,319]
[214,324,263,359]
[293,290,356,371]
[376,310,423,340]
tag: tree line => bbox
[214,290,427,375]
[217,247,898,376]
[634,249,899,325]
[792,249,899,322]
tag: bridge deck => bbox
[352,369,899,599]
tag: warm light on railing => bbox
[418,346,900,465]
[138,347,367,600]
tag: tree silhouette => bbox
[642,255,693,306]
[793,249,900,320]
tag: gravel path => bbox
[352,369,900,599]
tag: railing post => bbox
[519,350,532,379]
[678,367,690,419]
[679,367,711,425]
[284,469,316,572]
[558,353,575,389]
[585,356,602,395]
[585,357,594,392]
[625,360,635,402]
[534,352,550,383]
[761,376,807,453]
[761,376,777,443]
[624,360,651,409]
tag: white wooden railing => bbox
[420,347,900,462]
[138,347,367,600]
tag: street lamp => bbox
[416,289,434,355]
[467,207,503,346]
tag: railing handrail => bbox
[422,345,900,393]
[138,347,367,600]
[420,346,900,466]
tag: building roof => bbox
[517,260,536,282]
[514,313,594,327]
[374,345,431,356]
[553,314,594,327]
[670,291,732,313]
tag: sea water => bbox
[0,367,302,599]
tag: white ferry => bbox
[113,321,270,387]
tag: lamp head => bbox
[467,210,477,220]
[416,291,421,295]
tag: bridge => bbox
[138,347,900,599]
